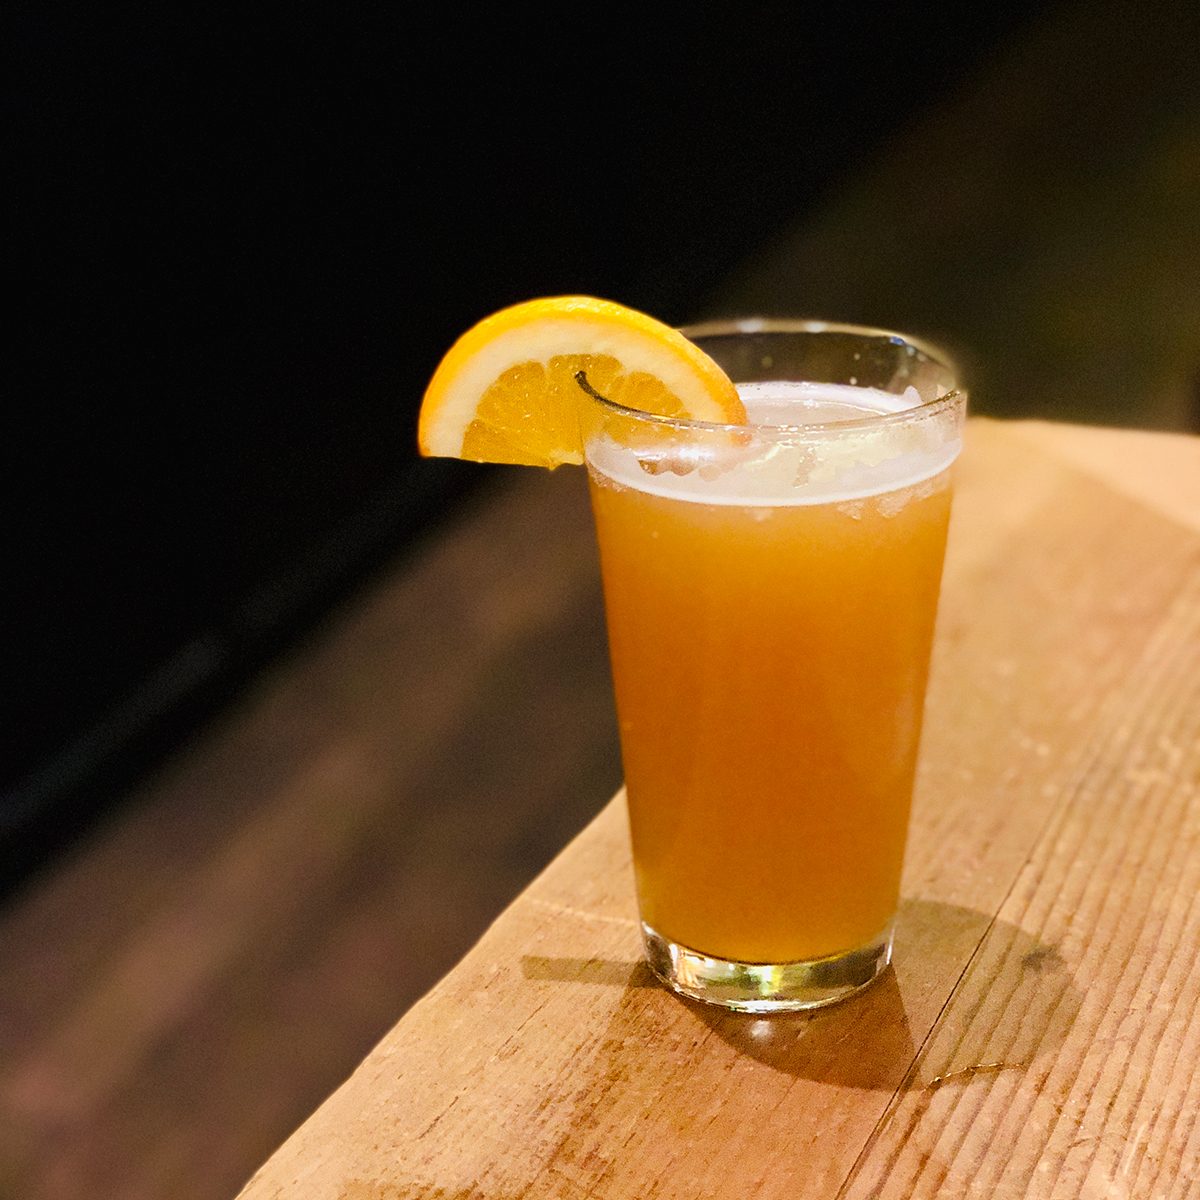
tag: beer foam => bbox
[587,382,960,506]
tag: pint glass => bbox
[582,321,966,1011]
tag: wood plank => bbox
[235,421,1200,1198]
[0,466,620,1200]
[1013,420,1200,534]
[843,580,1200,1198]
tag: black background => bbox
[5,4,1049,891]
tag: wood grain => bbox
[234,420,1200,1199]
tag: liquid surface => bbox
[588,382,957,962]
[588,381,960,507]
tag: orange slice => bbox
[417,296,746,468]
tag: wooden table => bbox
[237,420,1200,1200]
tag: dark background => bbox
[7,4,1056,893]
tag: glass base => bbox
[642,920,894,1013]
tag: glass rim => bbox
[582,317,967,435]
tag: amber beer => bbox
[582,323,966,1011]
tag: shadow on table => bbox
[520,897,1082,1093]
[372,901,1083,1197]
